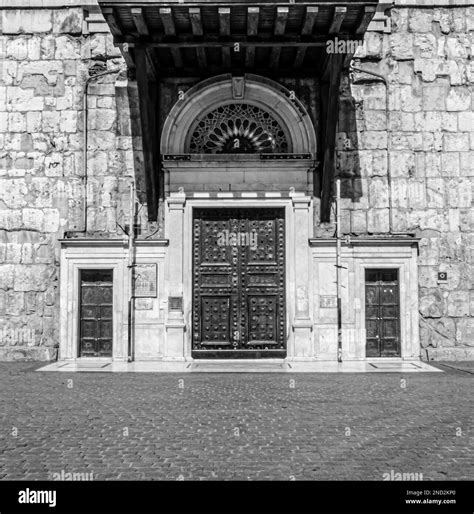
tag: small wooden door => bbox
[192,208,286,359]
[79,269,113,357]
[365,269,401,358]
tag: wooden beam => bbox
[320,53,343,222]
[169,48,182,67]
[102,8,122,37]
[189,7,204,36]
[189,8,206,67]
[134,47,159,220]
[247,6,259,36]
[355,5,377,35]
[269,8,288,69]
[269,47,281,68]
[159,7,176,36]
[219,8,231,68]
[246,7,259,67]
[301,6,318,35]
[294,47,306,68]
[329,6,347,34]
[295,6,318,67]
[146,48,157,81]
[274,6,289,35]
[118,36,333,48]
[131,7,149,36]
[195,47,207,68]
[159,8,182,66]
[119,43,135,69]
[219,7,230,35]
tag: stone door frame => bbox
[165,192,315,361]
[59,240,128,362]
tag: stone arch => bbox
[161,74,316,156]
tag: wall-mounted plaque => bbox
[133,264,157,298]
[320,295,337,309]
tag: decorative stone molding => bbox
[161,74,317,157]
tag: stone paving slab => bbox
[37,359,442,373]
[0,362,471,481]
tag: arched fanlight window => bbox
[188,103,289,154]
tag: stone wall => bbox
[330,5,473,359]
[0,3,472,361]
[0,7,136,359]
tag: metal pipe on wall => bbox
[336,179,343,363]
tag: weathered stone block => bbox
[420,317,455,348]
[447,291,470,317]
[460,152,473,175]
[400,84,423,112]
[426,179,445,209]
[414,34,437,58]
[458,112,473,131]
[445,36,469,60]
[368,178,389,208]
[26,112,42,133]
[6,87,44,112]
[408,180,426,209]
[90,109,116,131]
[456,318,474,346]
[42,209,60,233]
[422,85,447,111]
[350,210,366,233]
[0,179,28,208]
[419,288,445,318]
[367,208,389,233]
[389,33,414,60]
[41,111,60,133]
[446,88,471,111]
[59,111,77,133]
[53,8,83,35]
[13,265,52,292]
[87,131,116,151]
[55,35,81,60]
[441,153,460,177]
[22,209,44,231]
[0,265,15,289]
[6,38,28,60]
[394,61,414,85]
[1,10,52,34]
[391,179,408,209]
[0,210,22,231]
[389,152,415,178]
[418,237,439,266]
[390,132,423,151]
[408,8,433,33]
[361,131,387,150]
[443,133,469,152]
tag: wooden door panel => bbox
[79,270,113,358]
[365,269,400,358]
[193,208,286,358]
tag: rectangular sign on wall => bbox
[133,264,157,298]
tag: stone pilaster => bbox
[291,194,313,359]
[164,192,186,360]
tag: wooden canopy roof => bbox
[99,1,378,77]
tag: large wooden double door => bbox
[192,208,286,359]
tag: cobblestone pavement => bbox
[0,362,472,481]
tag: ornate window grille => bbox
[187,103,289,154]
